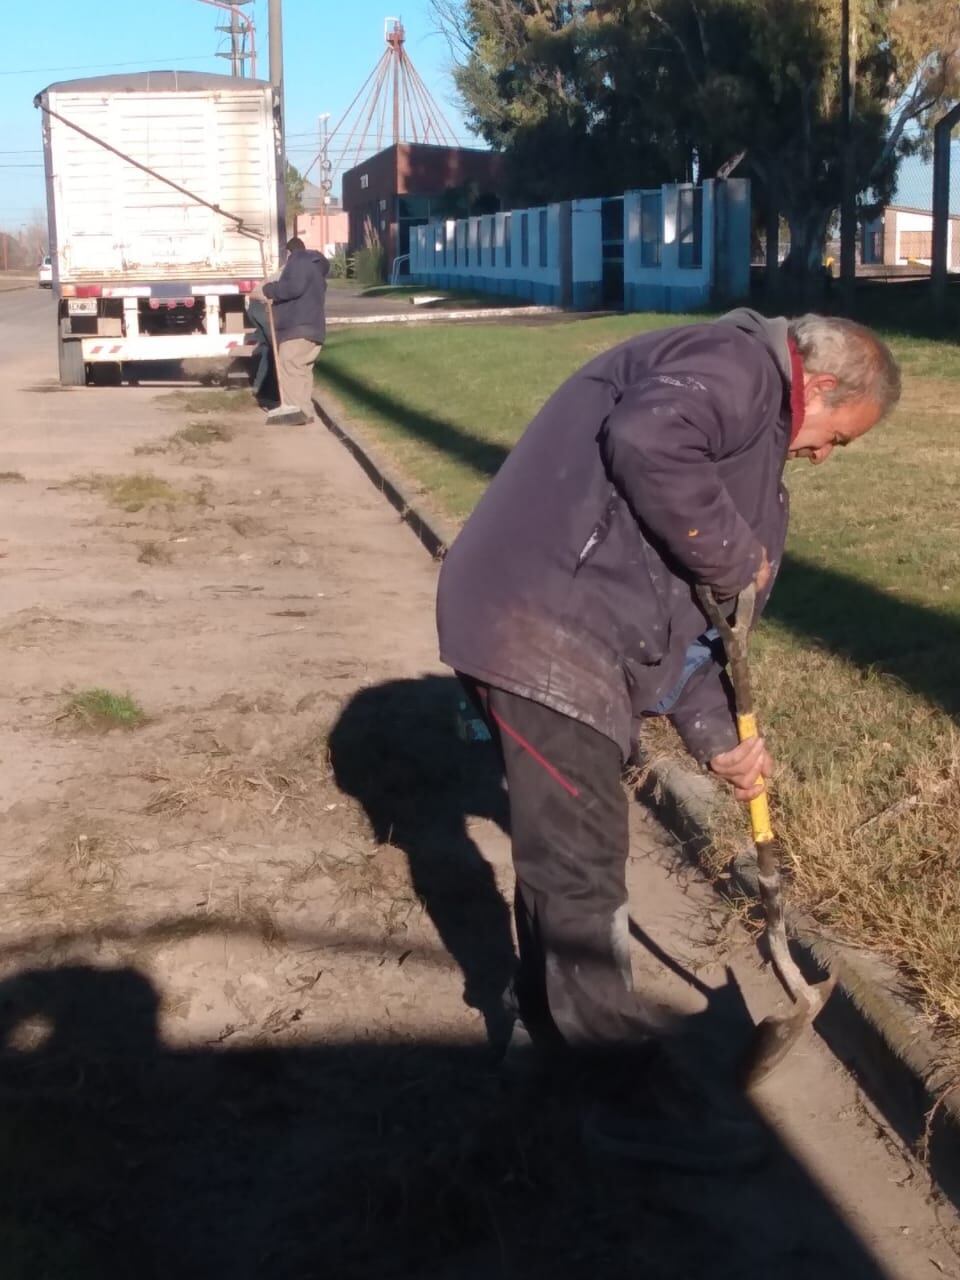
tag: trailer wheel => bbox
[58,336,86,387]
[88,362,123,387]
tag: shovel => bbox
[697,583,836,1088]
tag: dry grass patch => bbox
[62,688,146,733]
[161,388,252,415]
[137,540,173,565]
[31,819,135,895]
[136,422,234,455]
[173,420,233,446]
[69,472,190,512]
[228,514,267,538]
[144,731,342,831]
[0,470,26,483]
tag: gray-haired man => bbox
[437,311,900,1167]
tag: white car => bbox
[38,255,52,288]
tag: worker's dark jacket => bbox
[263,249,329,344]
[436,310,795,763]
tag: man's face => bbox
[787,373,884,464]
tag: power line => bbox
[0,54,219,77]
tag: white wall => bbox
[411,204,566,302]
[411,179,750,312]
[891,209,955,266]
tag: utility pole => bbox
[269,0,287,245]
[932,101,960,311]
[229,4,241,75]
[211,1,255,77]
[318,114,332,253]
[839,0,857,312]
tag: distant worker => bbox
[262,237,329,426]
[437,310,900,1168]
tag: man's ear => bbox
[805,371,838,398]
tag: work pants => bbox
[277,338,322,418]
[464,680,663,1050]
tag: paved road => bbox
[1,285,960,1278]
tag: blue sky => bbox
[0,0,472,232]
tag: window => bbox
[677,187,703,268]
[640,192,662,268]
[360,174,369,190]
[520,213,529,268]
[538,209,548,268]
[504,214,512,269]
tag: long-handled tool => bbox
[264,299,304,426]
[697,583,835,1088]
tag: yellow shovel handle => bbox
[736,712,774,845]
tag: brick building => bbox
[342,143,503,273]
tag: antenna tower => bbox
[304,19,459,189]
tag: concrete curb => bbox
[313,394,458,561]
[316,388,960,1204]
[328,305,562,327]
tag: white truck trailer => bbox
[36,71,284,386]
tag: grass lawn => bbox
[314,313,960,1035]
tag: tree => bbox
[284,161,305,219]
[637,0,960,285]
[436,0,960,286]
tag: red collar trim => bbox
[788,337,805,443]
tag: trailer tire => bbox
[88,361,123,387]
[58,336,86,387]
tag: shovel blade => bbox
[738,975,837,1090]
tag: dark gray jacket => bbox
[436,310,795,763]
[263,249,329,344]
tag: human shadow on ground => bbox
[327,674,516,1044]
[0,958,902,1280]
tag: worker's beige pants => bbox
[277,338,322,418]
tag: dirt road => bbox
[0,289,957,1278]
